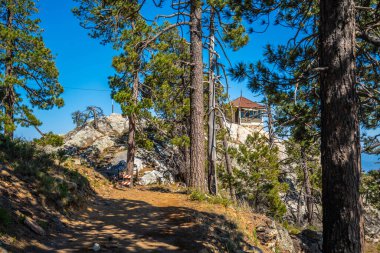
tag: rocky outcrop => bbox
[292,229,323,253]
[64,113,128,152]
[364,205,380,243]
[255,220,295,252]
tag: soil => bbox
[2,180,269,253]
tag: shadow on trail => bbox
[10,191,252,253]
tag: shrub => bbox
[189,190,231,207]
[361,169,380,210]
[34,132,64,147]
[219,133,287,220]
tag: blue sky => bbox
[14,0,378,170]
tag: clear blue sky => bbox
[14,0,378,170]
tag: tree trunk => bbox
[265,99,274,148]
[4,5,15,139]
[301,146,313,224]
[296,187,303,226]
[207,8,217,195]
[189,0,206,191]
[320,0,364,251]
[218,116,236,201]
[126,71,139,187]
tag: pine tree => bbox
[320,1,363,251]
[229,0,379,250]
[0,0,64,139]
[223,132,287,219]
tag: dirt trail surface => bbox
[22,186,263,253]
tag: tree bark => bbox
[189,0,206,191]
[207,8,217,195]
[301,146,313,224]
[218,116,236,201]
[265,99,274,148]
[320,0,364,251]
[4,4,15,139]
[126,71,139,187]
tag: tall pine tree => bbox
[0,0,63,139]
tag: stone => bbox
[274,223,295,253]
[140,170,163,185]
[92,243,101,252]
[0,169,11,177]
[255,226,266,233]
[65,126,103,148]
[92,136,115,153]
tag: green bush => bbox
[189,190,208,202]
[219,133,287,220]
[361,169,380,210]
[189,190,231,207]
[0,137,92,210]
[34,132,64,147]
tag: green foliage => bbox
[230,0,379,155]
[282,220,301,235]
[361,170,380,210]
[189,189,232,207]
[220,133,287,219]
[34,132,64,147]
[0,137,92,210]
[284,138,322,195]
[0,0,64,134]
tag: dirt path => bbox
[30,186,256,253]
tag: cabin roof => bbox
[231,96,265,109]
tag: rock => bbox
[107,161,127,175]
[364,205,380,242]
[92,243,101,252]
[0,169,11,177]
[139,170,174,185]
[101,113,129,135]
[255,226,266,232]
[23,216,46,236]
[41,145,59,154]
[140,170,163,185]
[65,126,103,148]
[110,151,144,172]
[274,223,295,253]
[92,136,115,153]
[293,229,322,253]
[255,222,294,253]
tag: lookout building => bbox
[231,96,265,126]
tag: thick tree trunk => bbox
[207,8,217,195]
[126,72,139,187]
[301,147,313,224]
[189,0,206,191]
[320,0,364,251]
[4,5,15,139]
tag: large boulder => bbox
[139,170,174,185]
[65,125,103,148]
[63,114,128,152]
